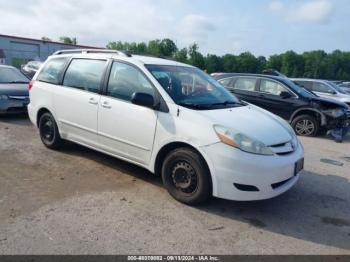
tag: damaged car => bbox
[214,73,350,137]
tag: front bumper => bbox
[0,97,29,115]
[202,141,304,201]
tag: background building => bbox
[0,34,101,68]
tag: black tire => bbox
[38,112,63,149]
[291,114,319,137]
[161,147,211,205]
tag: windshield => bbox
[0,67,29,83]
[282,78,316,98]
[146,65,242,110]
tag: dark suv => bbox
[213,73,350,137]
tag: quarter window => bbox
[260,79,288,96]
[107,61,154,101]
[233,78,257,91]
[63,59,106,93]
[37,57,69,85]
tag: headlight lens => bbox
[214,125,274,155]
[0,95,9,100]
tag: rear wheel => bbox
[161,148,211,205]
[292,115,319,137]
[39,112,63,149]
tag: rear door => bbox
[228,77,260,104]
[255,78,298,119]
[97,60,158,166]
[54,58,108,147]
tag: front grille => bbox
[269,141,294,155]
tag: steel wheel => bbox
[38,112,63,149]
[171,161,198,194]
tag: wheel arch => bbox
[36,107,53,127]
[290,108,327,126]
[153,141,214,194]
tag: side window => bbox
[233,78,257,91]
[312,82,334,94]
[37,57,69,84]
[260,79,289,96]
[107,61,154,101]
[296,81,312,90]
[63,59,106,93]
[218,78,233,88]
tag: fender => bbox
[289,108,327,126]
[149,138,218,196]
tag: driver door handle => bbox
[89,97,98,105]
[102,101,112,109]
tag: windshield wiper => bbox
[208,101,242,107]
[178,102,211,109]
[8,81,29,84]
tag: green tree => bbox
[266,54,283,71]
[59,36,77,45]
[280,51,304,77]
[147,39,162,56]
[221,54,237,72]
[160,39,177,57]
[302,50,327,78]
[41,36,52,41]
[205,54,223,73]
[174,48,188,63]
[188,43,205,70]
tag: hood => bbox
[0,83,29,96]
[198,105,292,146]
[310,96,349,109]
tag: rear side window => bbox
[233,78,257,91]
[37,57,69,84]
[107,61,154,101]
[296,81,312,90]
[63,59,107,93]
[218,78,233,88]
[260,79,288,96]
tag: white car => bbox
[28,49,304,205]
[292,78,350,106]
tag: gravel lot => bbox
[0,115,349,255]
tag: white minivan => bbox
[28,49,304,205]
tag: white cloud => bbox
[269,0,334,24]
[269,1,284,12]
[176,14,216,46]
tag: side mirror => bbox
[280,91,292,99]
[131,92,155,108]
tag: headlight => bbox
[0,95,9,100]
[214,125,274,155]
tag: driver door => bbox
[97,61,158,166]
[256,78,297,120]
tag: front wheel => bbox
[161,148,211,205]
[291,115,319,137]
[39,112,63,149]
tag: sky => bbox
[0,0,349,57]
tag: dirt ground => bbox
[0,115,349,255]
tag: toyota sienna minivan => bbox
[28,49,304,205]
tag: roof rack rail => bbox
[53,49,132,57]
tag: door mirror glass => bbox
[131,92,155,108]
[280,91,292,99]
